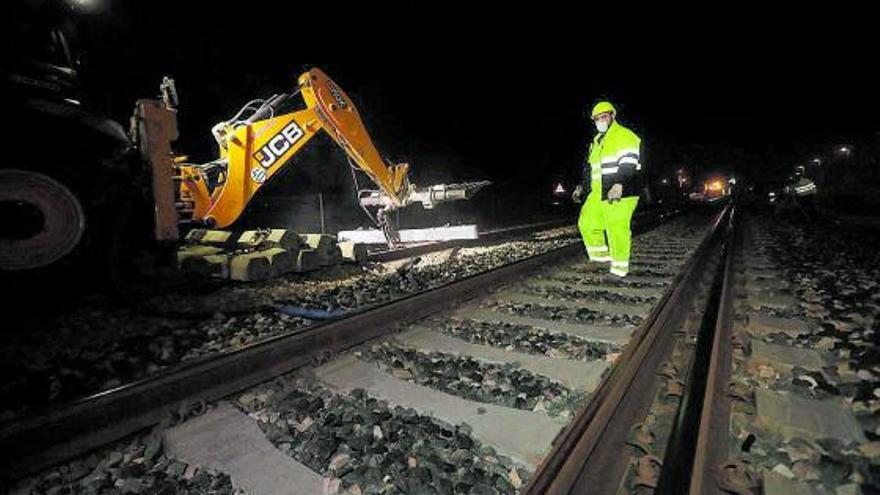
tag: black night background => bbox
[7,1,879,222]
[4,3,880,495]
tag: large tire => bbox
[0,169,87,271]
[0,163,129,322]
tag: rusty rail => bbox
[525,204,732,494]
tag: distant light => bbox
[660,178,669,185]
[794,182,817,195]
[68,0,100,11]
[553,183,566,194]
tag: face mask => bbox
[595,120,609,133]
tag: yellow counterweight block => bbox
[198,108,321,228]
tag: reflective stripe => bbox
[603,153,639,168]
[587,246,609,253]
[601,167,619,174]
[610,267,628,277]
[591,256,612,262]
[591,174,603,180]
[611,261,629,268]
[606,148,640,161]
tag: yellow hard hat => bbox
[591,101,616,118]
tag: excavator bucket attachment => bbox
[352,180,492,247]
[408,180,492,209]
[358,180,492,210]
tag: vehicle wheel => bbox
[0,169,86,271]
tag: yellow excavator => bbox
[1,66,487,288]
[134,68,487,250]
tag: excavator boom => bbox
[167,68,486,234]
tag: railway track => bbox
[0,220,589,420]
[684,211,880,495]
[6,207,729,494]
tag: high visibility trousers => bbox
[577,193,639,276]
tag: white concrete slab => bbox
[163,402,326,495]
[314,355,567,468]
[490,291,653,317]
[338,225,478,244]
[542,271,673,286]
[453,307,634,346]
[570,258,680,270]
[393,326,609,391]
[741,273,791,291]
[630,253,691,261]
[755,389,867,444]
[745,311,811,338]
[528,279,665,299]
[746,291,800,312]
[750,340,829,370]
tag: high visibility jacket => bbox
[583,120,643,200]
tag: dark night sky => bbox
[10,1,880,191]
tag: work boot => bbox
[610,260,629,277]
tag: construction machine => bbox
[3,32,487,288]
[134,69,487,251]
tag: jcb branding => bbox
[254,121,304,169]
[327,83,347,109]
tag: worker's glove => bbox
[607,183,623,202]
[571,185,584,203]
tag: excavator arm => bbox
[299,69,411,207]
[172,68,488,236]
